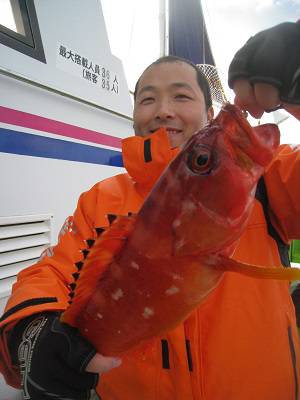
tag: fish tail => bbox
[216,255,300,281]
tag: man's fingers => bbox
[85,353,122,374]
[253,83,280,111]
[232,79,255,104]
[232,79,264,118]
[234,96,264,119]
[232,79,283,118]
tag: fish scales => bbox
[61,104,300,356]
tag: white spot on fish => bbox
[118,330,121,334]
[165,285,180,296]
[97,313,103,319]
[111,288,124,301]
[174,238,186,251]
[172,273,183,280]
[131,261,140,270]
[182,199,197,213]
[205,255,219,266]
[142,307,154,319]
[172,218,181,229]
[84,328,89,333]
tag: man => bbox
[0,22,300,400]
[133,56,213,148]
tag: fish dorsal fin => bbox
[61,214,136,327]
[216,255,300,281]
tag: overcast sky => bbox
[204,0,299,89]
[101,0,299,143]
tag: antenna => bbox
[159,0,169,56]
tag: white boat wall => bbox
[0,0,227,396]
[0,1,133,396]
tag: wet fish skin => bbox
[61,104,282,355]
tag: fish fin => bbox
[61,214,136,327]
[216,255,300,281]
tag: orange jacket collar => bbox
[122,128,179,194]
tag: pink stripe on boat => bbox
[0,106,122,148]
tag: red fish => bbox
[61,104,300,356]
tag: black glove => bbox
[9,312,99,400]
[228,21,300,105]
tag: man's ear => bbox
[207,106,214,121]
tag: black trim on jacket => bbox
[255,177,290,267]
[0,297,58,323]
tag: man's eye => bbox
[175,94,191,100]
[140,97,155,104]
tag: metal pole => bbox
[159,0,169,56]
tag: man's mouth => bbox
[149,127,184,148]
[166,128,182,136]
[150,127,182,135]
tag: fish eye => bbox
[187,146,212,174]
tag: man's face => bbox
[133,61,213,148]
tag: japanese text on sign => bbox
[58,44,119,94]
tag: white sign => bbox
[56,44,120,95]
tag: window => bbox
[0,0,46,63]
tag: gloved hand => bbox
[228,21,300,117]
[9,312,102,400]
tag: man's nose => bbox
[155,100,175,120]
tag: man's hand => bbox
[10,313,121,399]
[86,352,121,374]
[228,21,300,120]
[231,79,300,120]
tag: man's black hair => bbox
[134,55,212,110]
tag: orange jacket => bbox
[1,130,300,400]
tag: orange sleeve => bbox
[264,144,300,242]
[0,183,101,387]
